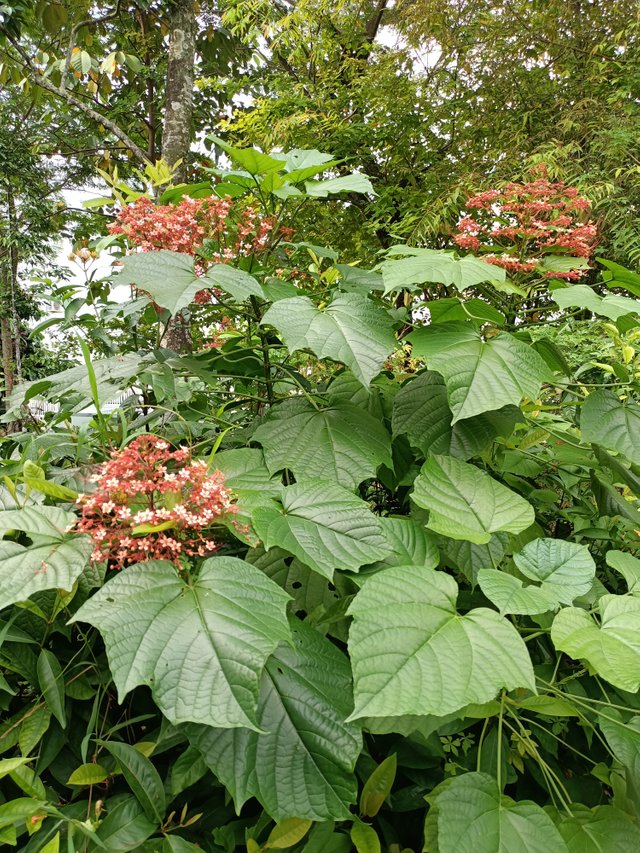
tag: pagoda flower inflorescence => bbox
[75,435,237,568]
[453,170,598,279]
[108,195,287,304]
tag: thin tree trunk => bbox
[161,0,197,352]
[161,0,196,183]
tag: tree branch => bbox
[60,0,123,92]
[3,35,151,164]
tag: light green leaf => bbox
[549,804,640,852]
[425,772,567,853]
[380,247,505,295]
[0,535,92,612]
[262,293,395,387]
[552,284,640,320]
[265,818,313,849]
[71,557,291,729]
[102,740,165,823]
[116,250,202,315]
[513,539,595,604]
[252,481,390,580]
[598,708,640,781]
[551,594,640,692]
[350,821,381,853]
[187,619,362,821]
[0,756,33,778]
[209,135,287,174]
[253,398,392,489]
[412,455,534,544]
[19,707,51,756]
[348,566,535,720]
[606,550,640,595]
[304,173,374,197]
[366,516,439,574]
[409,323,551,422]
[478,570,558,616]
[68,763,110,786]
[201,264,265,301]
[360,754,396,817]
[392,371,520,459]
[581,389,640,465]
[37,649,66,727]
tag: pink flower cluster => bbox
[75,435,236,568]
[453,172,598,279]
[109,196,279,304]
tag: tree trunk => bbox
[161,0,197,352]
[161,0,196,183]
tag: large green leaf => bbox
[348,565,535,720]
[304,173,374,197]
[549,804,640,852]
[409,323,551,422]
[412,455,535,544]
[251,481,391,580]
[261,293,395,387]
[513,539,595,604]
[187,619,362,821]
[552,285,640,320]
[606,550,640,595]
[209,135,287,174]
[70,557,291,729]
[379,247,505,295]
[439,533,508,585]
[581,389,640,465]
[392,371,520,459]
[0,507,92,611]
[477,571,558,616]
[247,546,351,621]
[116,251,202,314]
[117,251,264,315]
[365,516,439,574]
[598,709,640,785]
[425,772,568,853]
[551,594,640,692]
[201,264,264,302]
[253,398,392,489]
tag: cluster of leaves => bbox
[4,144,640,853]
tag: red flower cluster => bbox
[453,172,598,279]
[109,195,279,303]
[75,435,236,568]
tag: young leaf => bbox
[581,389,640,465]
[68,763,110,786]
[551,595,640,692]
[70,557,291,730]
[412,455,535,544]
[350,821,381,853]
[187,619,362,821]
[253,398,392,490]
[265,818,313,849]
[0,756,33,778]
[425,772,567,853]
[359,754,397,817]
[101,741,165,823]
[348,566,535,720]
[262,293,396,387]
[252,480,391,579]
[37,650,66,728]
[408,323,551,422]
